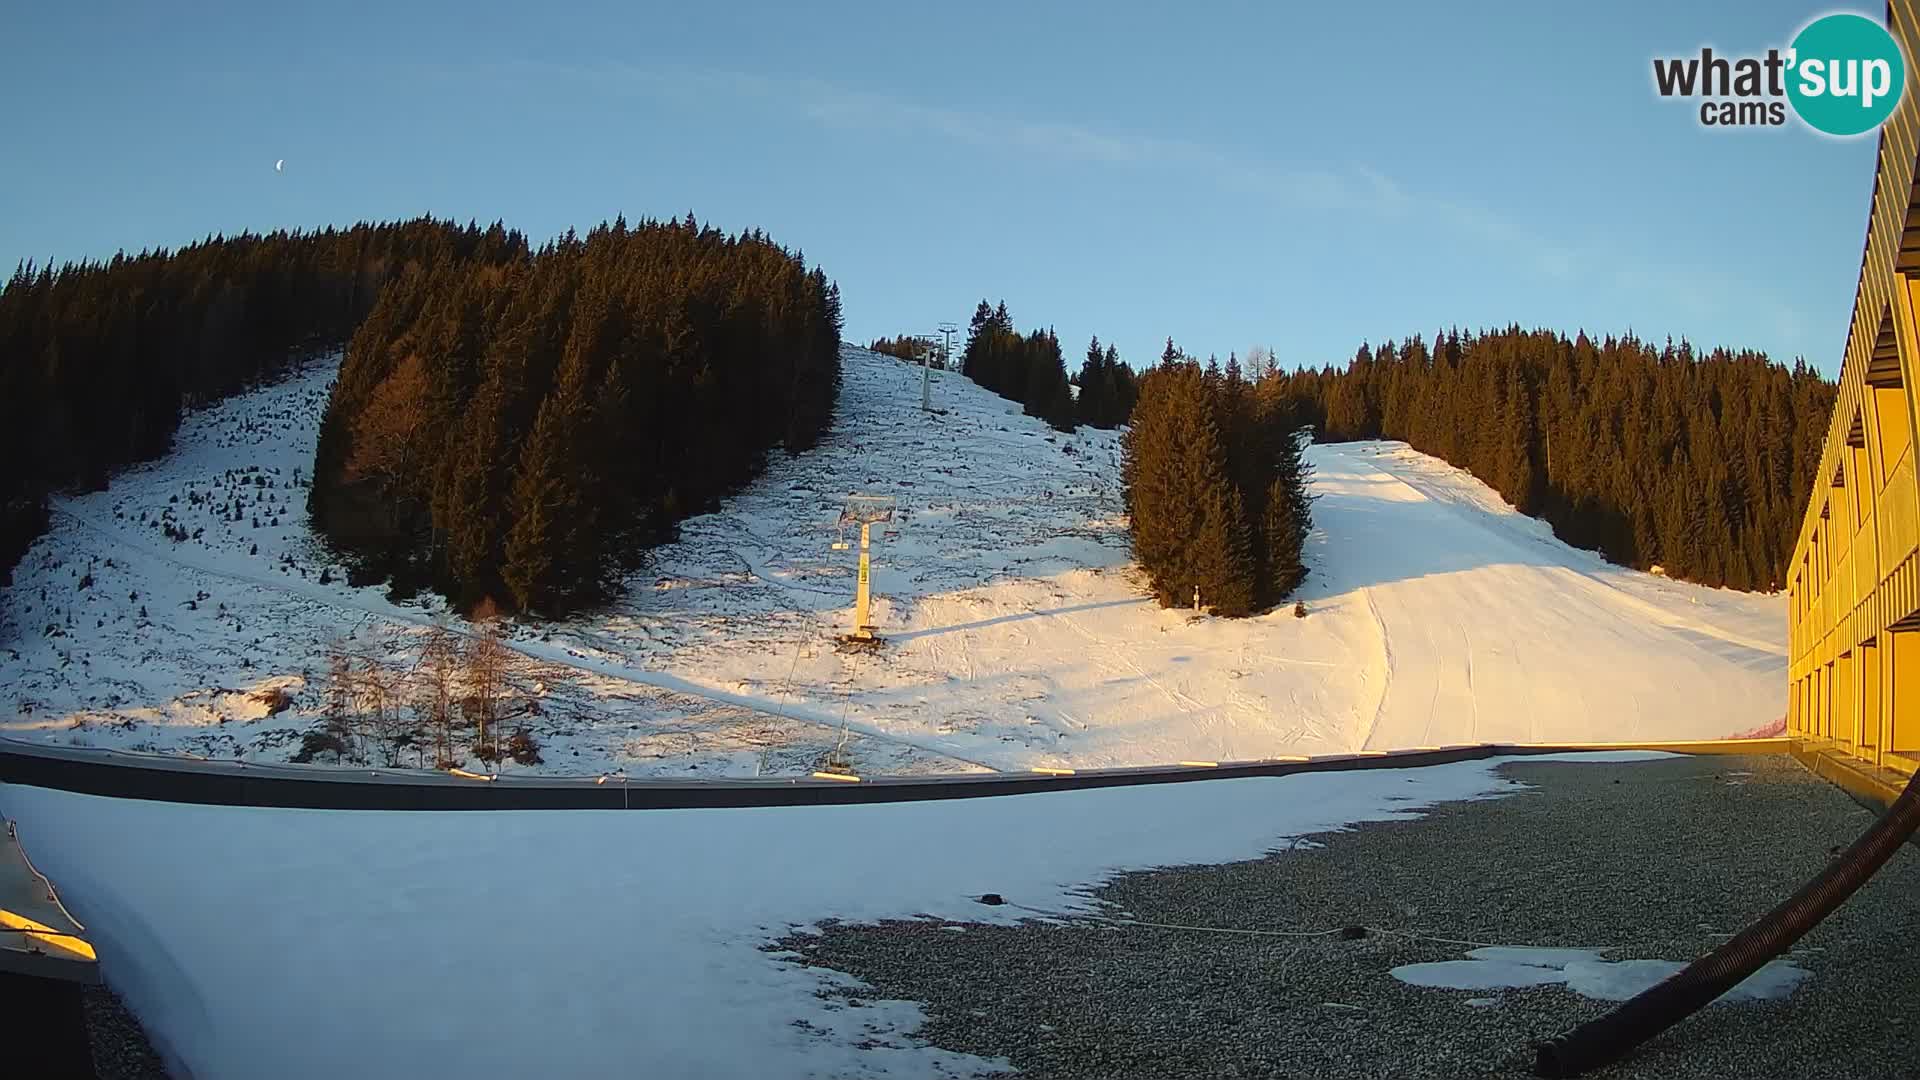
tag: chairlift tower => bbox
[933,322,959,410]
[938,323,959,366]
[834,495,895,644]
[917,335,934,411]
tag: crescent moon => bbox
[275,159,285,173]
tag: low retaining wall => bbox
[0,736,1794,811]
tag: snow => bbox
[0,752,1673,1079]
[1390,957,1573,991]
[0,347,1786,777]
[1391,945,1809,1003]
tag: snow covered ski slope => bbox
[1307,446,1784,749]
[0,347,1785,775]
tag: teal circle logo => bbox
[1787,13,1907,136]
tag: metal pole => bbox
[932,322,959,411]
[855,521,873,638]
[921,338,932,411]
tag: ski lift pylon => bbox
[833,496,891,548]
[834,494,897,644]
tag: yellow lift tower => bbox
[834,495,895,645]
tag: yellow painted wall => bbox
[1892,630,1919,759]
[1785,1,1920,777]
[1835,653,1856,750]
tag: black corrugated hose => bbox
[1534,766,1920,1077]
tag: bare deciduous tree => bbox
[418,621,463,769]
[353,634,416,766]
[1244,344,1275,382]
[466,598,510,763]
[322,635,362,762]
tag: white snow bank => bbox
[1,752,1672,1079]
[1392,945,1809,1003]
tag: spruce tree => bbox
[1263,474,1306,599]
[1123,363,1260,613]
[502,352,600,613]
[963,300,994,383]
[1106,345,1137,425]
[1078,335,1109,427]
[1022,329,1075,432]
[1264,423,1314,601]
[441,372,513,602]
[500,450,560,614]
[1121,367,1184,592]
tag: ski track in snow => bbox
[1325,448,1784,750]
[1356,585,1395,753]
[0,348,1787,776]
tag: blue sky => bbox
[1,1,1883,374]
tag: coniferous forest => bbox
[0,215,838,615]
[309,216,843,615]
[867,335,935,364]
[959,301,1140,432]
[2,224,1831,616]
[1124,348,1313,616]
[961,301,1078,432]
[1074,335,1140,430]
[0,218,528,587]
[1272,328,1836,592]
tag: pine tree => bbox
[1267,420,1313,595]
[1021,329,1075,431]
[1263,474,1307,599]
[501,353,599,613]
[1106,345,1137,425]
[1077,335,1109,428]
[1123,363,1260,614]
[963,300,994,383]
[1192,471,1258,616]
[1121,367,1188,592]
[441,373,514,603]
[591,360,644,550]
[1498,361,1536,512]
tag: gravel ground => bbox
[778,754,1920,1079]
[84,984,169,1079]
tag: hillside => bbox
[1275,330,1835,592]
[0,347,1785,774]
